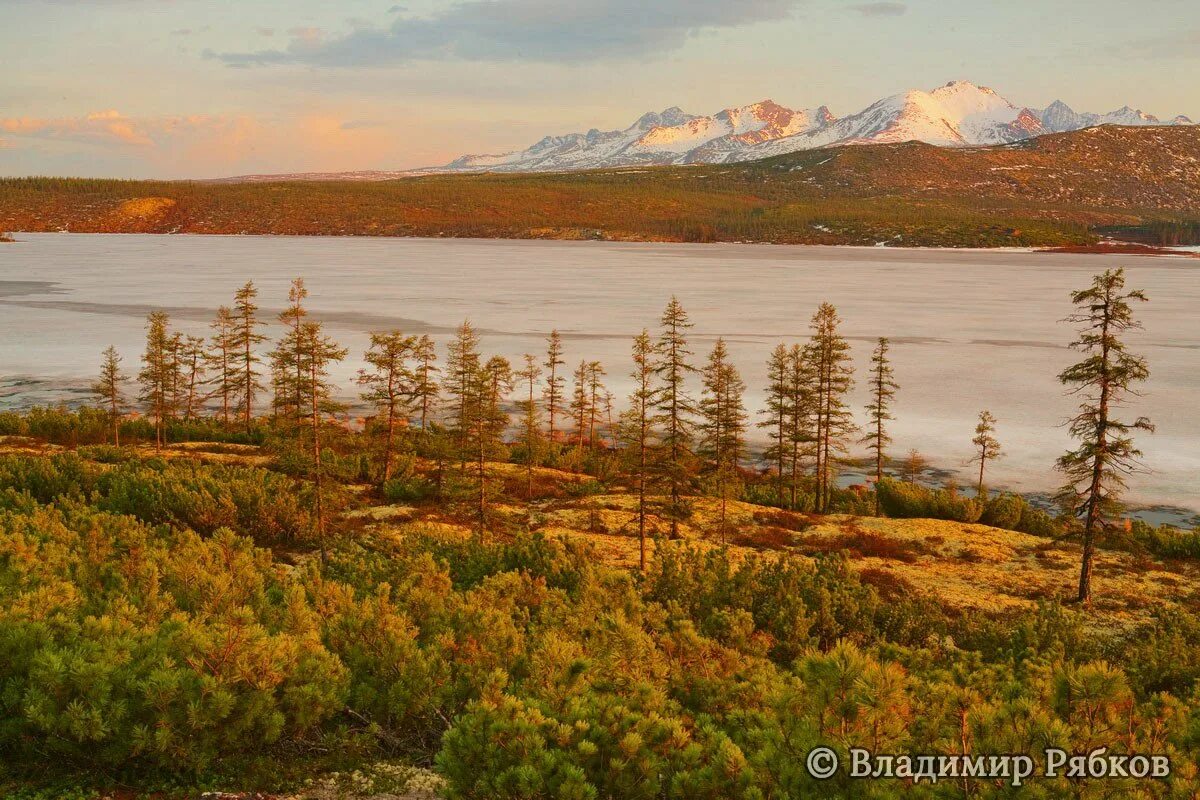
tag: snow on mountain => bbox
[1038,100,1190,133]
[440,81,1194,172]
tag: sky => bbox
[2,0,1198,179]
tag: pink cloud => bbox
[0,111,269,153]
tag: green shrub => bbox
[1015,502,1061,537]
[0,505,347,775]
[1131,520,1200,560]
[75,444,137,464]
[981,493,1024,529]
[876,478,982,523]
[381,475,434,503]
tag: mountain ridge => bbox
[440,80,1194,173]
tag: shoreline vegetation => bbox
[2,266,1200,799]
[2,126,1199,250]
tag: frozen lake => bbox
[1,233,1196,518]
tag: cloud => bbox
[849,2,906,17]
[1124,28,1200,57]
[170,24,211,36]
[340,120,385,130]
[287,26,323,41]
[211,0,803,66]
[255,27,275,37]
[0,111,243,149]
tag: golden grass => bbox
[362,462,1199,631]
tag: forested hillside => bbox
[2,127,1198,248]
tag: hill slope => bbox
[2,126,1198,248]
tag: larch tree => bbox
[903,449,928,485]
[91,345,127,446]
[805,303,855,513]
[569,359,591,456]
[180,335,207,423]
[444,321,482,464]
[515,354,543,499]
[862,337,898,515]
[586,361,606,451]
[207,305,238,430]
[699,337,747,539]
[167,332,185,423]
[357,330,416,482]
[138,311,174,451]
[619,330,655,570]
[759,343,792,507]
[652,297,697,535]
[970,410,1002,497]
[412,334,440,433]
[1056,268,1153,605]
[543,329,565,449]
[470,355,512,539]
[271,277,310,428]
[785,344,814,510]
[296,320,348,555]
[232,281,267,433]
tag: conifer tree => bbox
[699,338,747,538]
[569,359,591,456]
[271,278,310,427]
[619,330,655,570]
[586,361,606,451]
[543,329,565,448]
[412,334,440,432]
[444,321,482,463]
[970,410,1002,497]
[207,305,238,429]
[470,356,512,538]
[785,344,815,509]
[1056,268,1153,605]
[231,281,267,433]
[91,345,127,446]
[805,303,855,513]
[759,343,792,507]
[904,449,928,485]
[515,354,543,499]
[652,297,697,535]
[296,320,348,553]
[138,311,174,450]
[167,331,185,422]
[180,335,207,422]
[862,337,898,514]
[358,330,416,482]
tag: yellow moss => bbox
[115,197,176,219]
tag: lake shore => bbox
[2,233,1196,513]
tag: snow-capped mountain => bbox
[441,81,1192,172]
[1037,99,1191,133]
[447,100,832,171]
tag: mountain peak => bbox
[934,80,996,96]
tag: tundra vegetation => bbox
[1,269,1198,799]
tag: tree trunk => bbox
[639,420,647,571]
[1078,306,1113,605]
[311,360,326,561]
